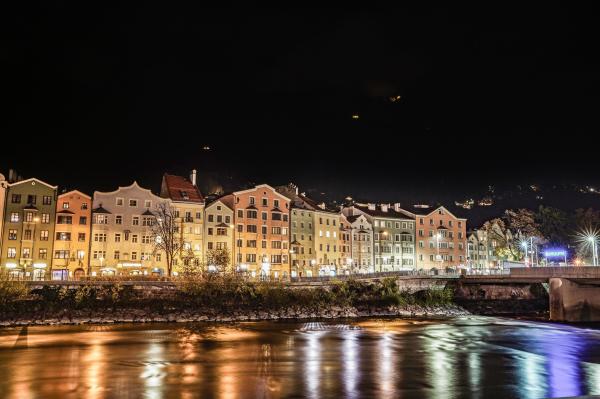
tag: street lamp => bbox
[521,240,529,266]
[588,235,599,266]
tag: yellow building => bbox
[160,171,204,275]
[51,190,92,280]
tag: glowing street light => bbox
[588,235,599,266]
[521,240,529,266]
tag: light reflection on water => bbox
[1,317,600,398]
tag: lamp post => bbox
[521,240,529,266]
[588,236,598,266]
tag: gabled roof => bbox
[161,174,204,203]
[205,194,234,211]
[411,205,467,221]
[9,177,58,190]
[353,204,414,220]
[92,206,112,214]
[59,190,91,199]
[234,184,291,202]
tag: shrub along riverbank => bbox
[0,276,466,326]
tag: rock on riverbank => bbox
[0,304,469,327]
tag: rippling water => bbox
[1,317,600,398]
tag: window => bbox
[94,233,107,242]
[131,252,137,260]
[132,216,139,225]
[247,240,257,248]
[7,248,16,258]
[144,200,151,208]
[116,198,124,206]
[93,251,106,260]
[11,194,21,203]
[272,227,282,235]
[10,212,19,222]
[115,215,122,225]
[129,199,138,207]
[79,216,87,225]
[41,196,51,205]
[55,232,71,241]
[27,195,37,205]
[54,250,70,259]
[57,215,72,224]
[8,230,17,240]
[39,249,48,259]
[115,233,121,242]
[274,199,279,208]
[207,228,213,235]
[262,198,268,206]
[25,212,33,222]
[271,255,282,264]
[40,230,49,241]
[142,235,151,244]
[272,212,281,221]
[63,202,70,209]
[77,250,85,259]
[262,212,267,221]
[237,224,243,232]
[155,253,161,262]
[81,202,88,210]
[247,210,257,219]
[132,235,138,243]
[95,214,108,224]
[22,248,31,258]
[216,228,227,236]
[78,233,86,242]
[114,251,120,260]
[246,254,256,263]
[271,241,282,249]
[249,196,255,205]
[246,225,257,233]
[237,210,243,218]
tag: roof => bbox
[92,206,112,214]
[353,204,414,220]
[59,190,91,199]
[57,209,75,214]
[205,194,234,211]
[411,205,467,221]
[276,185,338,214]
[161,174,204,203]
[9,177,58,190]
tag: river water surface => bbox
[1,317,600,398]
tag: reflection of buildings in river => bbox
[377,332,396,398]
[304,331,325,399]
[83,341,106,399]
[217,347,239,399]
[539,330,583,398]
[423,327,457,398]
[583,362,600,396]
[141,341,166,399]
[343,330,360,399]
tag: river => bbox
[1,317,599,398]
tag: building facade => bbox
[344,203,416,272]
[0,173,7,257]
[346,213,374,273]
[204,195,234,272]
[51,190,92,280]
[414,206,467,271]
[233,184,290,280]
[0,178,58,280]
[90,182,168,276]
[160,171,204,274]
[338,214,353,275]
[467,225,500,271]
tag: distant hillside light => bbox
[202,145,211,150]
[351,114,360,119]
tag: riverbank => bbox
[0,304,470,326]
[0,276,549,327]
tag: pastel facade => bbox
[0,173,7,256]
[51,190,92,280]
[160,171,205,273]
[90,182,168,276]
[0,178,58,279]
[346,213,374,273]
[467,226,500,270]
[414,206,467,270]
[314,209,342,276]
[204,196,234,271]
[344,204,416,272]
[233,185,290,279]
[338,214,353,274]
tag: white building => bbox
[90,181,169,276]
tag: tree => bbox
[149,202,181,277]
[536,205,572,246]
[205,247,231,273]
[482,218,521,261]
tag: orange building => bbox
[232,184,290,280]
[414,206,467,271]
[51,190,92,280]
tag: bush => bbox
[0,274,28,310]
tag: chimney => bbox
[190,169,197,186]
[394,203,401,212]
[381,204,388,212]
[318,202,326,210]
[367,203,376,211]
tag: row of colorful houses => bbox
[0,170,474,280]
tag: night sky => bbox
[3,5,600,211]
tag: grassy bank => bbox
[0,275,458,325]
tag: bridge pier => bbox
[549,278,600,322]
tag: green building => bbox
[1,178,58,280]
